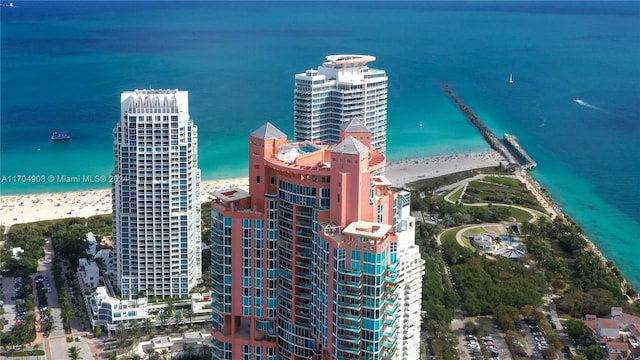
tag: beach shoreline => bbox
[0,151,506,230]
[0,177,250,230]
[1,150,635,296]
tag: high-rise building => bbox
[112,89,201,299]
[294,55,388,155]
[210,119,424,360]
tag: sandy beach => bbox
[384,150,506,189]
[0,151,505,230]
[0,177,249,230]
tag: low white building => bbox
[85,286,212,332]
[94,248,116,279]
[134,332,210,359]
[86,232,98,256]
[190,292,212,314]
[78,258,100,289]
[150,336,173,351]
[470,233,500,252]
[90,286,149,331]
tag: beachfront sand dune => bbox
[0,152,505,230]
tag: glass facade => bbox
[294,56,388,155]
[113,90,201,299]
[210,123,423,360]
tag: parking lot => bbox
[453,315,514,360]
[517,321,547,359]
[1,275,25,331]
[34,273,51,326]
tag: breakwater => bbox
[443,86,535,169]
[503,133,537,169]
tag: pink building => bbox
[210,120,423,360]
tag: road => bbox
[37,237,94,360]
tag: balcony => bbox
[297,301,311,310]
[383,313,398,326]
[384,303,398,316]
[381,346,397,359]
[340,291,361,301]
[387,261,399,272]
[340,284,362,294]
[385,282,398,292]
[339,335,360,345]
[337,268,361,277]
[337,300,360,311]
[337,343,360,356]
[340,279,361,289]
[384,274,398,284]
[339,321,360,332]
[385,291,399,303]
[382,336,397,349]
[385,271,399,284]
[337,311,360,323]
[295,251,312,260]
[382,324,397,338]
[296,310,311,320]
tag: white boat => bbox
[508,73,514,84]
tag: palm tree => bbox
[160,349,169,360]
[143,317,154,336]
[61,307,73,332]
[116,322,127,351]
[130,319,140,339]
[67,346,81,360]
[166,299,175,317]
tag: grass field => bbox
[462,176,547,213]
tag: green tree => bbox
[166,299,175,317]
[494,304,520,331]
[68,346,81,360]
[563,318,594,346]
[582,344,606,360]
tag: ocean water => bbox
[1,1,639,288]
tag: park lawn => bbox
[463,176,546,213]
[447,186,464,203]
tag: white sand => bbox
[0,151,505,230]
[0,177,249,229]
[384,150,507,188]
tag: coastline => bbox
[0,151,504,230]
[0,149,634,295]
[0,177,250,229]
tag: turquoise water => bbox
[1,1,639,288]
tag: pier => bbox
[442,86,536,170]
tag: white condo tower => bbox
[113,89,201,299]
[294,54,388,155]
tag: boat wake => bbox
[574,98,607,113]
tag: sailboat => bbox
[508,73,514,84]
